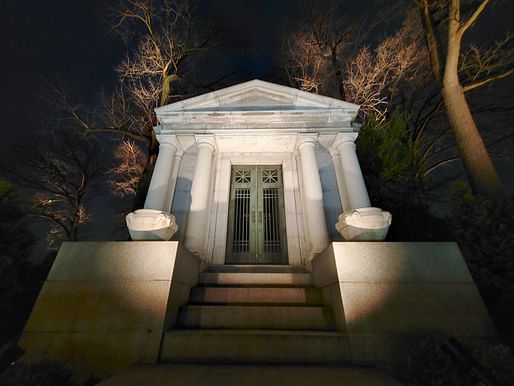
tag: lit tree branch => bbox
[458,0,490,36]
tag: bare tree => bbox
[108,139,146,198]
[282,2,513,186]
[280,0,362,98]
[5,130,101,249]
[281,4,431,119]
[344,9,430,120]
[53,0,217,207]
[418,0,514,197]
[111,0,214,107]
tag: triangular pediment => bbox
[155,79,360,114]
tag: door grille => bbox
[232,188,251,253]
[263,188,281,253]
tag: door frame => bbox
[206,153,305,265]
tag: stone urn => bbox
[336,207,392,241]
[126,209,178,241]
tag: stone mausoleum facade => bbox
[19,80,496,380]
[126,79,391,261]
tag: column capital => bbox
[332,132,358,152]
[296,133,319,150]
[194,134,217,152]
[156,134,180,151]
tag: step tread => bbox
[180,304,333,310]
[199,272,312,286]
[177,304,336,331]
[160,329,350,364]
[196,283,316,288]
[189,286,324,305]
[188,302,325,307]
[167,329,345,336]
[205,265,308,273]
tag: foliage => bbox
[0,181,35,293]
[358,112,424,183]
[449,182,514,268]
[0,361,98,386]
[448,182,514,345]
[0,181,36,343]
[357,112,425,208]
[404,335,514,385]
[0,182,33,288]
[356,112,450,241]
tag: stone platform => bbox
[98,364,403,386]
[18,241,496,381]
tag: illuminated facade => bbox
[126,79,391,263]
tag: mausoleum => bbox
[19,80,496,381]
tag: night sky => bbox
[0,0,513,228]
[0,0,399,147]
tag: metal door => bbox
[226,165,287,264]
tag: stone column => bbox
[330,149,351,212]
[332,133,391,241]
[144,135,180,211]
[185,135,216,256]
[126,134,179,241]
[297,134,329,256]
[332,133,371,210]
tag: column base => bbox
[126,209,178,241]
[335,207,392,241]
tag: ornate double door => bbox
[226,165,287,264]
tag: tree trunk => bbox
[441,78,502,197]
[440,0,503,197]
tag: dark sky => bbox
[0,0,513,191]
[0,0,394,145]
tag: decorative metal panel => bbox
[262,169,278,183]
[235,169,251,183]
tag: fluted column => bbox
[144,135,180,212]
[333,133,371,210]
[297,134,329,256]
[185,135,216,256]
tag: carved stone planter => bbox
[336,207,392,241]
[126,209,178,241]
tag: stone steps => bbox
[176,304,336,330]
[198,272,312,286]
[161,329,350,364]
[189,286,324,305]
[162,265,342,365]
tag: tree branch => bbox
[419,0,442,83]
[423,156,460,176]
[462,67,514,92]
[458,0,490,36]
